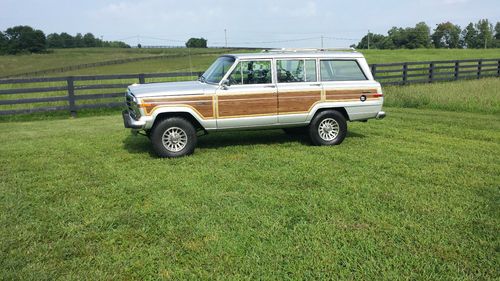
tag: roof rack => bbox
[263,47,357,53]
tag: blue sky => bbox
[0,0,498,48]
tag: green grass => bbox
[1,77,500,279]
[1,49,499,279]
[0,48,241,77]
[384,78,500,114]
[0,48,498,78]
[360,48,500,64]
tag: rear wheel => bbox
[151,117,197,158]
[308,110,347,146]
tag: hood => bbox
[128,81,217,98]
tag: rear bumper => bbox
[122,110,146,129]
[376,111,386,119]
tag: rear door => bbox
[276,59,321,124]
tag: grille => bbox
[125,92,140,120]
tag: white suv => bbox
[123,49,385,157]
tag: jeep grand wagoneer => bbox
[123,49,385,157]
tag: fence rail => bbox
[372,58,500,85]
[0,58,498,116]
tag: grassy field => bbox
[0,48,238,77]
[0,48,498,77]
[1,77,499,279]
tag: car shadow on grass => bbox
[122,129,366,156]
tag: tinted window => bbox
[228,60,272,85]
[320,60,367,81]
[277,59,317,83]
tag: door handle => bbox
[264,85,276,88]
[310,83,321,86]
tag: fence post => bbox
[428,63,434,83]
[138,73,145,84]
[66,76,77,117]
[454,61,460,80]
[371,64,377,80]
[477,59,482,79]
[498,60,500,77]
[402,63,408,85]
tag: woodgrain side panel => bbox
[325,89,380,101]
[278,90,321,113]
[218,93,277,117]
[141,95,214,118]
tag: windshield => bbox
[201,56,235,84]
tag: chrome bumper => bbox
[376,111,386,119]
[122,110,146,129]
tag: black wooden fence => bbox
[0,58,498,116]
[372,58,500,85]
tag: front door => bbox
[216,60,278,129]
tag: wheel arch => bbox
[152,111,205,131]
[310,107,349,122]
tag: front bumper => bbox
[122,110,146,129]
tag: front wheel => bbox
[308,110,347,146]
[151,117,197,158]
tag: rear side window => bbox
[277,59,317,83]
[320,60,367,81]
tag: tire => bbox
[150,117,197,158]
[308,110,347,146]
[283,126,307,135]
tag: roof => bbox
[226,50,364,60]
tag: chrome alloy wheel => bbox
[162,127,188,152]
[318,118,340,141]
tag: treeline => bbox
[356,19,500,49]
[0,25,130,55]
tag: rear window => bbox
[320,60,367,81]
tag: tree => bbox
[83,33,97,47]
[475,19,494,48]
[0,31,7,54]
[47,33,63,48]
[74,33,84,48]
[406,22,431,49]
[4,25,46,54]
[356,33,390,49]
[461,23,478,48]
[495,22,500,47]
[185,37,207,48]
[59,32,74,48]
[432,22,461,48]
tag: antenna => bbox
[187,47,193,78]
[224,29,228,48]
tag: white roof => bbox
[227,50,364,60]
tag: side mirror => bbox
[221,79,230,89]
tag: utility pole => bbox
[224,29,228,48]
[367,30,370,50]
[321,35,324,48]
[484,37,487,49]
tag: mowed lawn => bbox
[1,82,499,279]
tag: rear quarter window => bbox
[320,60,367,81]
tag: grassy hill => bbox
[0,48,499,77]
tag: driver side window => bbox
[228,60,272,85]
